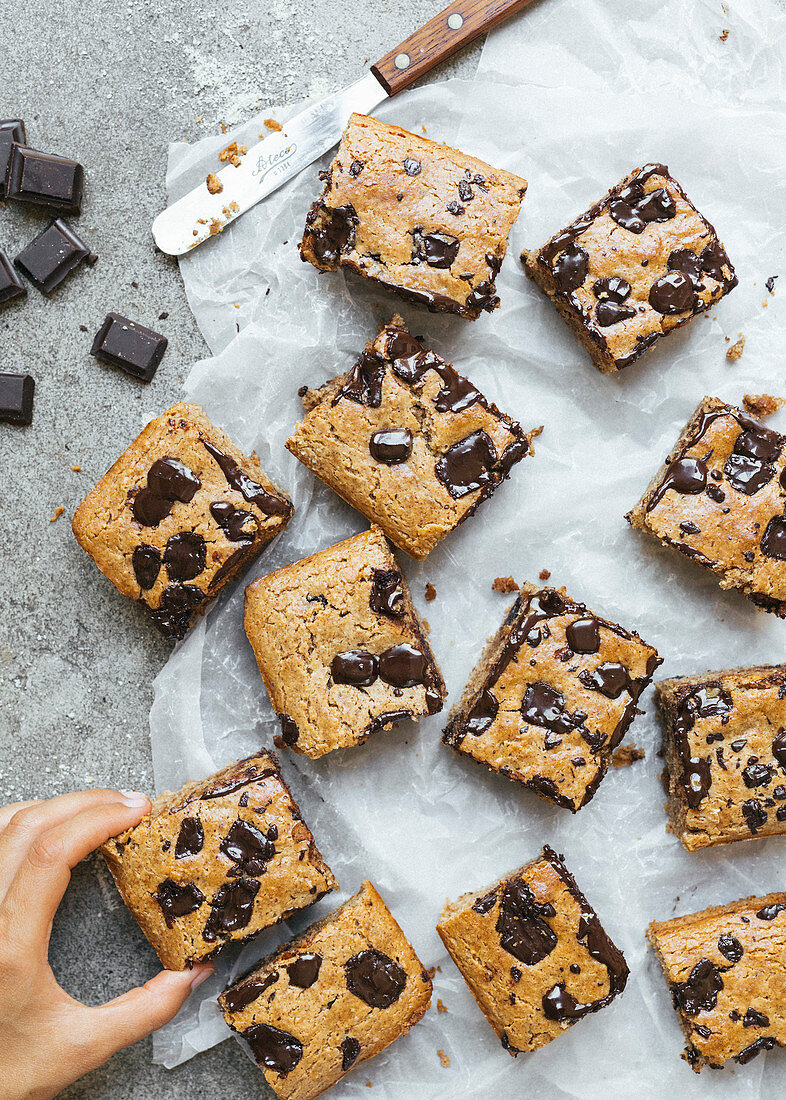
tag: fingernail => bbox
[118,789,150,807]
[190,965,214,991]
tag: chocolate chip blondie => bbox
[300,113,527,319]
[219,881,432,1100]
[627,397,786,616]
[656,665,786,850]
[72,402,292,639]
[286,317,537,560]
[437,847,628,1055]
[523,164,737,373]
[244,526,445,757]
[648,892,786,1070]
[100,753,337,970]
[443,583,661,811]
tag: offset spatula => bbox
[152,0,536,256]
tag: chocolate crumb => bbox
[612,745,645,768]
[742,393,784,418]
[492,576,518,593]
[425,582,437,602]
[159,311,169,320]
[726,336,745,361]
[206,172,223,194]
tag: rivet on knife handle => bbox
[371,0,537,96]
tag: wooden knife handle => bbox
[371,0,536,96]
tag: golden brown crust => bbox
[72,402,292,639]
[648,892,786,1070]
[219,881,432,1100]
[100,753,337,970]
[300,113,526,320]
[244,526,445,757]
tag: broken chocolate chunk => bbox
[91,313,168,383]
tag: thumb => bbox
[79,965,214,1062]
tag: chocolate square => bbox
[5,144,84,215]
[0,248,26,306]
[0,120,25,198]
[14,219,90,294]
[0,373,35,425]
[91,313,168,382]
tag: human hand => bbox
[0,788,213,1100]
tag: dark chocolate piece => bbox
[203,877,261,941]
[345,948,406,1009]
[175,817,204,859]
[4,144,84,214]
[14,218,90,294]
[0,373,35,426]
[0,248,26,306]
[91,313,168,382]
[154,878,205,926]
[0,120,25,197]
[286,953,322,988]
[341,1036,361,1070]
[243,1022,303,1074]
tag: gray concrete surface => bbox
[0,2,478,1096]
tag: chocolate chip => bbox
[155,878,204,926]
[755,901,786,920]
[743,1008,770,1028]
[348,159,364,177]
[378,644,427,688]
[278,715,299,745]
[243,1022,303,1074]
[742,799,767,833]
[369,428,412,464]
[220,819,274,875]
[435,430,497,498]
[203,877,260,940]
[163,531,206,582]
[341,1036,360,1071]
[552,243,589,291]
[717,934,743,963]
[593,276,631,302]
[596,301,636,327]
[649,270,694,314]
[210,501,258,543]
[743,763,772,788]
[412,230,459,268]
[496,876,557,965]
[331,651,378,686]
[345,949,406,1008]
[566,617,600,654]
[132,544,161,589]
[403,158,421,176]
[464,687,499,736]
[149,584,204,639]
[673,959,723,1015]
[175,817,204,859]
[446,200,464,215]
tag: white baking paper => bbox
[150,1,786,1095]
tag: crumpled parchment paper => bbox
[147,0,786,1095]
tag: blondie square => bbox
[101,753,337,970]
[648,892,786,1070]
[443,583,661,811]
[73,402,292,639]
[627,397,786,616]
[437,847,628,1055]
[219,881,432,1100]
[523,164,737,373]
[656,664,786,850]
[244,526,445,757]
[286,317,536,560]
[300,113,527,319]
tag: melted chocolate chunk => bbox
[370,428,412,464]
[155,878,205,926]
[755,901,786,920]
[723,419,781,495]
[175,817,204,859]
[743,763,772,788]
[700,241,732,283]
[378,644,427,688]
[203,877,260,940]
[308,202,358,265]
[465,688,499,736]
[649,270,694,314]
[472,890,497,915]
[772,730,786,768]
[132,544,161,589]
[345,949,406,1008]
[133,457,201,526]
[365,709,412,734]
[341,1036,360,1070]
[403,158,421,176]
[647,456,708,512]
[668,248,702,285]
[673,959,723,1015]
[552,243,589,292]
[673,684,732,808]
[150,584,204,640]
[761,515,786,560]
[412,230,460,269]
[608,199,645,233]
[542,982,582,1021]
[435,430,497,498]
[636,187,676,223]
[210,501,257,543]
[348,159,363,177]
[369,569,404,618]
[566,617,600,654]
[596,301,636,327]
[387,336,481,414]
[334,351,386,408]
[717,934,743,963]
[331,650,378,686]
[736,1036,776,1064]
[203,440,290,516]
[220,819,274,875]
[495,877,557,965]
[223,972,278,1013]
[593,276,630,303]
[742,799,767,832]
[522,682,587,738]
[287,953,322,988]
[200,761,275,800]
[278,715,299,745]
[164,531,206,582]
[580,662,631,699]
[743,1008,770,1028]
[244,1022,303,1074]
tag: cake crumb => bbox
[220,122,227,133]
[438,1050,450,1068]
[425,582,437,602]
[70,464,81,472]
[437,999,447,1013]
[264,118,283,131]
[492,576,518,594]
[612,745,645,768]
[726,336,745,361]
[743,394,784,418]
[206,172,223,194]
[218,141,247,168]
[539,568,551,581]
[719,28,729,41]
[426,965,440,979]
[209,219,223,236]
[50,507,65,523]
